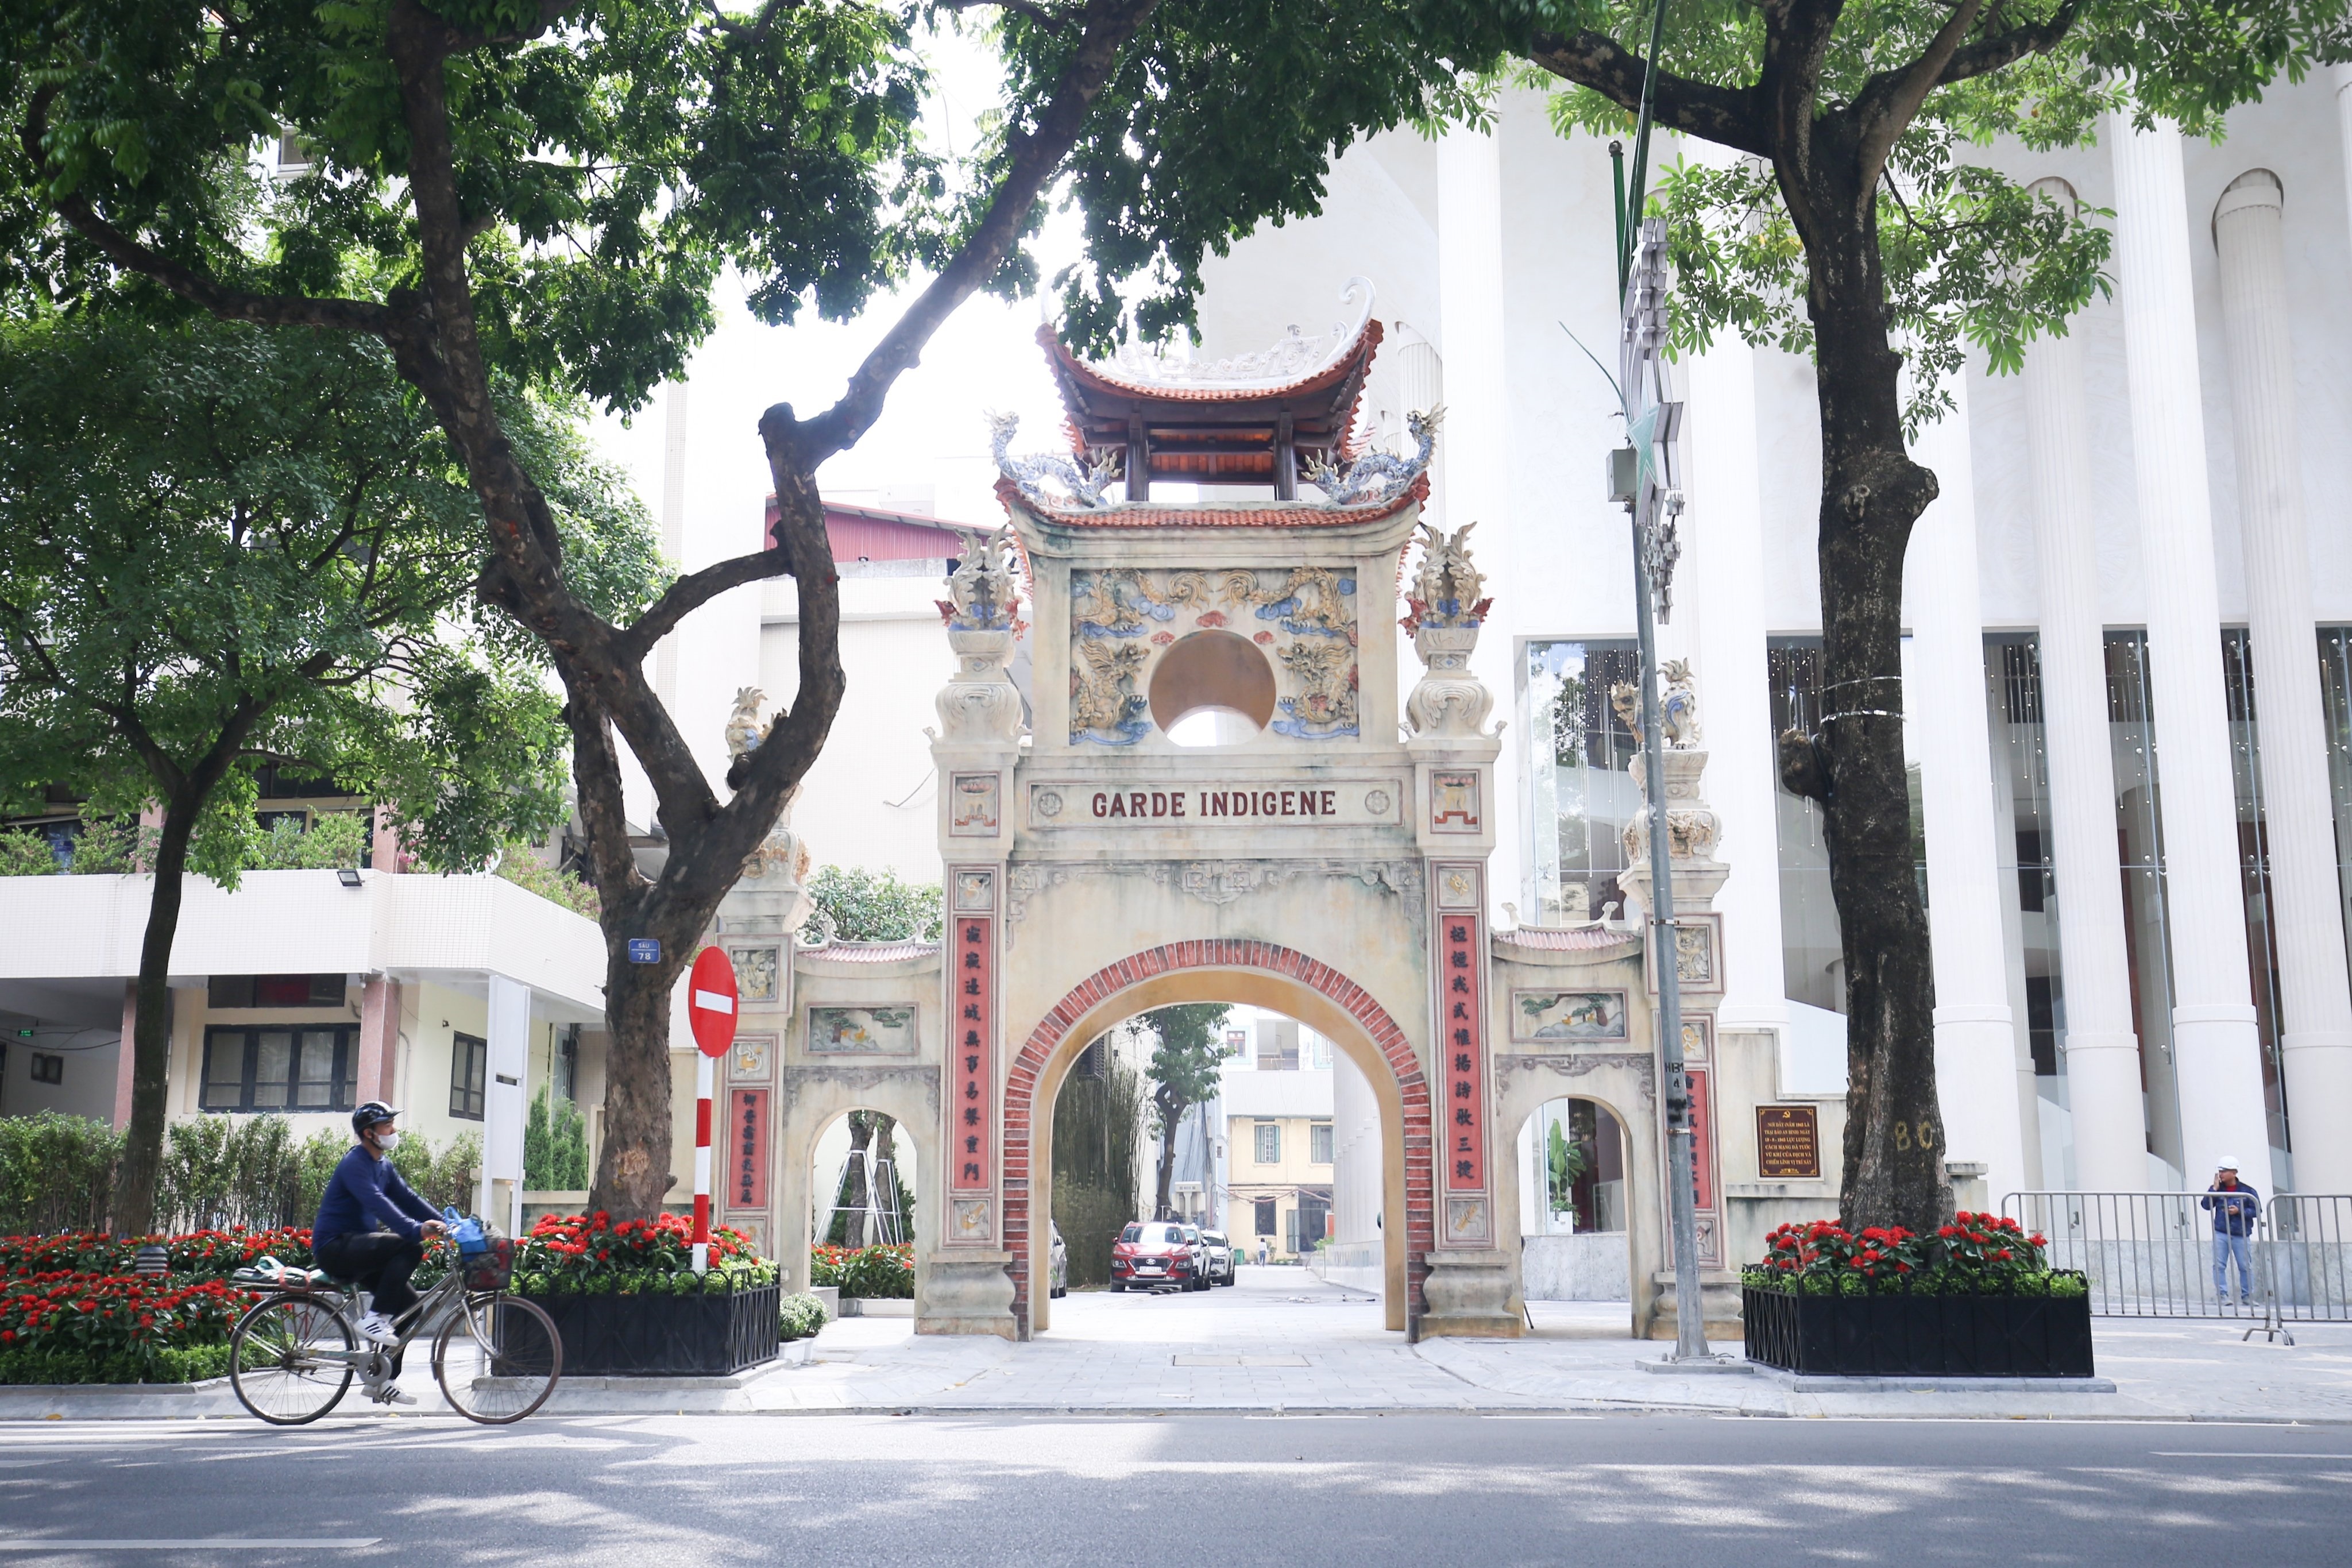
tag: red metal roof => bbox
[764,497,974,562]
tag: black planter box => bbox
[524,1283,780,1377]
[1743,1283,2095,1378]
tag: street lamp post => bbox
[1616,215,1711,1363]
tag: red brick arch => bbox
[1002,940,1432,1336]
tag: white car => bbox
[1198,1229,1236,1285]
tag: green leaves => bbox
[0,0,932,415]
[0,315,656,875]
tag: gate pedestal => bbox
[1422,1249,1519,1338]
[918,1250,1017,1339]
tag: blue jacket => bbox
[313,1146,440,1249]
[2202,1183,2260,1237]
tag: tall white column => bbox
[1906,377,2030,1206]
[2022,186,2148,1191]
[2108,116,2275,1191]
[1687,334,1789,1044]
[2336,66,2352,247]
[2213,169,2352,1193]
[1435,123,1515,920]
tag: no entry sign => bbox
[687,945,738,1058]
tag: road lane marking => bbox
[0,1542,380,1552]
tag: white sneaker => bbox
[371,1384,418,1407]
[355,1312,400,1347]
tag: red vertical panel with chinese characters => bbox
[953,906,994,1192]
[1440,906,1486,1192]
[731,1088,769,1210]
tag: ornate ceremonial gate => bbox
[719,292,1732,1342]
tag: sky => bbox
[588,24,1089,540]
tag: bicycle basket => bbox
[461,1233,515,1291]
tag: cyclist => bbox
[312,1102,445,1396]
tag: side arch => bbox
[1003,940,1433,1338]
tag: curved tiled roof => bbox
[1039,318,1382,406]
[999,470,1427,530]
[1494,924,1643,953]
[798,939,940,964]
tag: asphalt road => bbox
[2,1413,2346,1566]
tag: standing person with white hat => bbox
[2200,1157,2262,1306]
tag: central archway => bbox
[1004,940,1432,1338]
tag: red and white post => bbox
[692,1053,715,1273]
[685,946,740,1277]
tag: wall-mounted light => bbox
[337,868,363,888]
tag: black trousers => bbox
[315,1230,424,1319]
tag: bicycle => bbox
[226,1218,562,1426]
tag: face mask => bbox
[374,1130,400,1150]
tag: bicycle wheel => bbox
[230,1293,356,1426]
[432,1293,561,1424]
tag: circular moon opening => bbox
[1148,629,1277,746]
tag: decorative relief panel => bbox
[806,1007,918,1057]
[1509,989,1629,1044]
[1068,566,1359,746]
[728,945,780,1005]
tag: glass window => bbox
[1310,1122,1333,1164]
[250,1031,293,1110]
[449,1033,487,1121]
[1253,1196,1277,1236]
[1985,635,2067,1184]
[2106,631,2185,1183]
[202,1031,248,1110]
[208,975,347,1009]
[200,1025,357,1113]
[2322,628,2352,983]
[1522,639,1640,923]
[2220,631,2291,1160]
[1253,1121,1280,1164]
[1769,637,1926,1014]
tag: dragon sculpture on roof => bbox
[1302,404,1443,507]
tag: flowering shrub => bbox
[0,1270,253,1384]
[810,1243,914,1299]
[511,1212,777,1296]
[779,1292,828,1341]
[1745,1212,2083,1297]
[0,1227,310,1281]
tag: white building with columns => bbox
[1167,69,2352,1204]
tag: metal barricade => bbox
[2001,1191,2269,1323]
[2261,1195,2352,1337]
[2003,1191,2352,1343]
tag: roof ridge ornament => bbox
[1103,277,1376,391]
[1302,403,1442,506]
[987,411,1121,510]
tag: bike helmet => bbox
[352,1100,401,1136]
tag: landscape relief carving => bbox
[1069,566,1360,744]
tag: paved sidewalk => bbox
[8,1266,2351,1421]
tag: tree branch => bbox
[1524,27,1770,158]
[936,0,1076,31]
[1933,0,2083,87]
[616,542,790,663]
[1853,0,1983,192]
[791,0,1166,464]
[19,90,395,337]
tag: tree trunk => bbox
[1783,159,1955,1235]
[843,1111,875,1248]
[111,802,199,1236]
[1153,1092,1180,1221]
[586,945,683,1219]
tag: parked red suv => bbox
[1110,1221,1206,1292]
